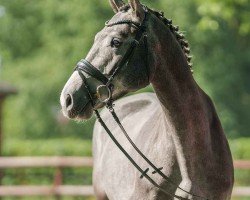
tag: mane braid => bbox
[118,5,193,73]
[147,7,194,73]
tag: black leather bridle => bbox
[74,7,208,200]
[75,15,148,104]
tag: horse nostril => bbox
[65,94,73,111]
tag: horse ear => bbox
[109,0,125,13]
[128,0,144,20]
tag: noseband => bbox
[74,7,207,200]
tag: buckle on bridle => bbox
[96,84,112,103]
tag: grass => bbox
[3,138,92,156]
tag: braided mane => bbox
[148,8,193,73]
[119,5,193,73]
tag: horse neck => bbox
[147,15,211,151]
[146,15,215,184]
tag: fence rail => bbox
[0,157,249,197]
[0,186,249,197]
[234,160,250,169]
[0,186,94,196]
[0,156,93,168]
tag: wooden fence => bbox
[0,157,249,198]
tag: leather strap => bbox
[75,59,109,85]
[108,106,208,200]
[75,12,148,86]
[94,109,188,200]
[108,19,147,80]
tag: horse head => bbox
[60,0,150,120]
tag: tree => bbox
[0,0,249,139]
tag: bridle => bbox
[74,15,149,104]
[74,7,208,200]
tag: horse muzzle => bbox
[60,71,95,120]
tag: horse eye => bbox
[111,38,122,48]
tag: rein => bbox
[75,7,208,200]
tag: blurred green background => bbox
[0,0,249,199]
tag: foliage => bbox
[3,138,92,156]
[3,167,93,186]
[0,0,249,140]
[230,138,250,160]
[0,2,249,198]
[158,0,250,137]
[3,138,250,158]
[189,0,250,137]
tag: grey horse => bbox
[60,0,234,199]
